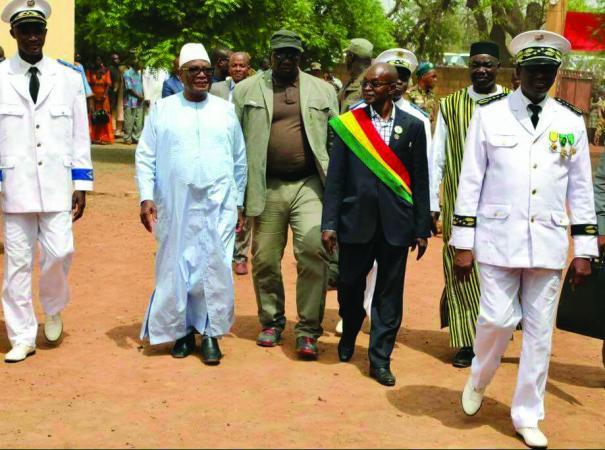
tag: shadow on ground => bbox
[92,146,135,165]
[386,384,516,439]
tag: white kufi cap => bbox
[179,43,210,68]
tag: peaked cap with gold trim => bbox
[1,0,51,26]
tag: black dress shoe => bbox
[370,366,396,386]
[453,346,475,368]
[201,336,222,365]
[338,338,355,362]
[171,332,195,358]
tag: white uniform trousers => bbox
[472,263,561,430]
[2,212,74,348]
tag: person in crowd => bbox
[161,56,183,98]
[339,38,373,113]
[430,41,509,368]
[310,62,322,78]
[122,55,144,144]
[324,70,342,93]
[143,65,168,111]
[595,151,605,368]
[406,62,438,127]
[210,51,250,103]
[453,31,598,449]
[108,53,121,128]
[210,51,252,275]
[258,56,270,74]
[0,45,5,62]
[109,53,124,138]
[136,43,246,365]
[233,30,338,360]
[211,45,232,82]
[86,56,114,144]
[0,0,93,363]
[322,63,430,386]
[511,70,521,90]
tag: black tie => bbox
[29,67,40,104]
[528,104,541,129]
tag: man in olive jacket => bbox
[233,30,339,359]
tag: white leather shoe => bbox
[44,313,63,343]
[5,345,35,363]
[517,427,548,448]
[335,319,343,336]
[461,376,485,416]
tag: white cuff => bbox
[74,180,93,191]
[449,226,475,250]
[139,188,154,203]
[573,236,599,259]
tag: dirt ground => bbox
[0,146,603,449]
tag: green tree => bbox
[75,0,395,69]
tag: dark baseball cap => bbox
[270,30,304,52]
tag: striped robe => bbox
[432,85,510,347]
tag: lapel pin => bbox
[394,126,403,135]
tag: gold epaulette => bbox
[555,97,583,116]
[477,92,509,107]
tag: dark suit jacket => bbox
[321,105,431,247]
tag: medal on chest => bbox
[549,131,576,159]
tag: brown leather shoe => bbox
[296,336,318,360]
[234,262,248,275]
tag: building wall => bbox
[0,0,75,62]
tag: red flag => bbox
[564,11,605,51]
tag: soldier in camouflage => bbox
[406,61,439,129]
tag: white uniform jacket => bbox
[0,55,93,213]
[450,89,598,270]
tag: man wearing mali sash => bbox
[321,63,430,386]
[430,41,510,368]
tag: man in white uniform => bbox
[431,41,509,368]
[452,31,598,448]
[0,0,92,363]
[136,43,247,366]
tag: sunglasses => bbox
[181,66,214,77]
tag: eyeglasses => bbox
[181,66,214,77]
[274,51,300,61]
[361,80,392,89]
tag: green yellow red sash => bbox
[329,108,413,206]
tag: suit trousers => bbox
[338,226,409,368]
[472,263,562,429]
[2,212,74,347]
[251,175,329,338]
